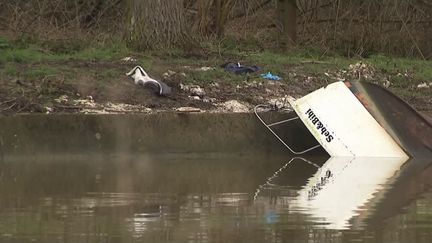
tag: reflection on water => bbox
[292,156,408,229]
[0,113,431,242]
[0,152,432,243]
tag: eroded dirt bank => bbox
[1,59,431,116]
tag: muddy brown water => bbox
[0,114,431,243]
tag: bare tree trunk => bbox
[194,0,234,37]
[195,0,214,35]
[216,0,235,37]
[277,0,297,49]
[125,0,188,50]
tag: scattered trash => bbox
[104,102,151,114]
[261,72,282,81]
[267,96,293,111]
[189,95,201,100]
[243,80,263,88]
[210,82,220,88]
[203,97,217,103]
[190,86,205,97]
[182,66,215,72]
[121,57,137,63]
[176,107,202,112]
[53,94,152,114]
[55,95,69,103]
[348,62,375,79]
[162,70,176,79]
[221,62,261,74]
[417,82,431,89]
[44,106,53,114]
[302,76,315,84]
[198,67,215,71]
[382,80,392,88]
[217,100,250,113]
[126,66,172,96]
[180,84,206,98]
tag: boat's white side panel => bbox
[293,156,408,229]
[289,82,408,158]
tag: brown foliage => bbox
[0,0,123,40]
[1,0,431,57]
[296,0,432,58]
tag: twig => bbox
[54,105,82,110]
[0,98,17,106]
[1,102,17,111]
[300,60,331,64]
[397,11,426,60]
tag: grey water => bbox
[0,114,431,243]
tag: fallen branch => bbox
[1,102,17,112]
[54,105,82,109]
[0,98,17,106]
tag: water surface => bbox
[0,114,431,243]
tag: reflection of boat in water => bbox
[292,156,408,229]
[256,156,432,230]
[362,158,432,226]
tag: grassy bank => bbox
[0,37,431,114]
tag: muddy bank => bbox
[0,60,431,116]
[0,61,309,114]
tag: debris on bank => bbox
[180,84,206,99]
[348,62,376,80]
[53,95,152,114]
[222,62,261,74]
[176,107,202,113]
[121,57,138,63]
[126,66,172,96]
[261,72,282,81]
[1,61,430,115]
[216,100,251,113]
[417,82,431,89]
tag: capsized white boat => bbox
[286,81,432,158]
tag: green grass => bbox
[367,54,432,81]
[1,36,430,87]
[0,39,129,64]
[70,45,129,61]
[244,50,352,79]
[0,63,59,80]
[187,68,247,84]
[2,64,18,76]
[22,66,60,80]
[0,45,50,63]
[0,36,11,50]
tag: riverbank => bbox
[1,39,431,115]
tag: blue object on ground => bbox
[222,62,261,74]
[261,72,282,81]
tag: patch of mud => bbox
[0,60,430,115]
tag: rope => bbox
[254,104,321,155]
